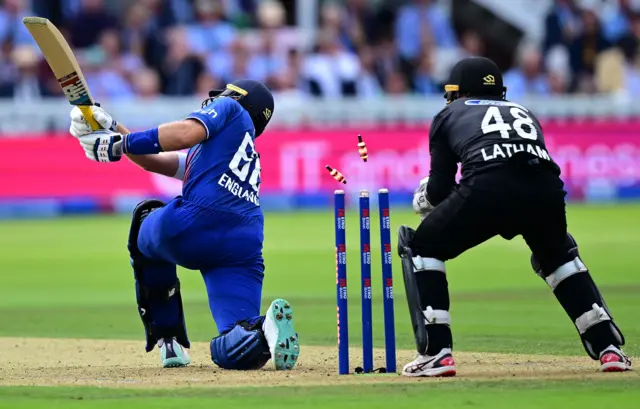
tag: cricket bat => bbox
[22,16,101,130]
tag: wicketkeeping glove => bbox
[412,176,435,220]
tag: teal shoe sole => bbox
[266,299,300,370]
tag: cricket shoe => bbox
[402,348,457,377]
[599,345,632,372]
[158,337,191,368]
[263,298,300,370]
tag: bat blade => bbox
[23,16,101,130]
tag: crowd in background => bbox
[1,0,639,101]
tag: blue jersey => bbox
[182,97,262,217]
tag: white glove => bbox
[412,176,434,220]
[69,105,118,138]
[78,129,125,162]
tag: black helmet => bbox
[444,57,507,104]
[203,79,275,137]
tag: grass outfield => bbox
[0,204,638,407]
[2,380,640,409]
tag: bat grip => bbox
[79,105,102,130]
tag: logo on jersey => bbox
[263,108,272,121]
[465,100,528,111]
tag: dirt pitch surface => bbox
[0,338,636,388]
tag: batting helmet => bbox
[203,79,275,137]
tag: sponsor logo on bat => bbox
[58,71,91,105]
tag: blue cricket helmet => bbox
[203,79,275,137]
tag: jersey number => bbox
[228,132,261,192]
[481,106,538,140]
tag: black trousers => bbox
[411,162,573,274]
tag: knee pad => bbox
[531,232,585,287]
[398,225,451,356]
[129,200,190,352]
[531,232,624,359]
[128,199,165,258]
[210,322,271,370]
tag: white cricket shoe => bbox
[402,348,457,377]
[263,298,300,370]
[158,337,191,368]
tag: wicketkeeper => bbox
[398,57,632,377]
[69,79,300,371]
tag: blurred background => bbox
[0,0,640,217]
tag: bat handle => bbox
[79,105,102,131]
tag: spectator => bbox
[543,0,582,52]
[166,0,196,25]
[0,45,49,100]
[414,46,439,94]
[374,35,404,90]
[195,72,224,99]
[225,38,253,82]
[254,1,294,58]
[428,29,485,86]
[617,13,640,96]
[356,46,383,97]
[503,43,550,100]
[277,48,304,93]
[320,3,355,52]
[302,29,360,98]
[163,27,204,95]
[250,31,288,84]
[98,30,144,81]
[221,0,258,28]
[601,0,638,44]
[395,0,457,63]
[67,0,118,49]
[271,66,307,100]
[546,45,571,95]
[0,0,36,46]
[82,45,135,101]
[344,0,379,46]
[186,0,237,54]
[459,29,485,57]
[385,70,409,95]
[0,0,632,101]
[122,1,168,72]
[0,38,16,82]
[568,9,611,93]
[121,2,154,56]
[132,67,162,99]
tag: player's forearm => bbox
[157,121,205,151]
[114,122,182,178]
[116,123,131,135]
[122,120,206,155]
[427,156,457,206]
[127,152,182,178]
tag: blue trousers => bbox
[137,198,265,334]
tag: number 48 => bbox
[481,106,538,140]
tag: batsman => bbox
[398,57,632,377]
[69,80,300,370]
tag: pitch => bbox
[0,205,638,407]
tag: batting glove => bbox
[69,103,118,138]
[78,129,124,162]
